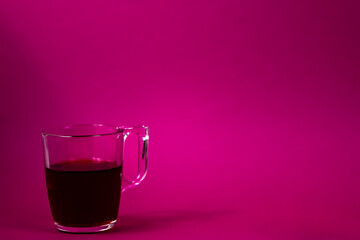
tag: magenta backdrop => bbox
[1,0,360,239]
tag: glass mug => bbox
[41,124,149,233]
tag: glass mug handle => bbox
[120,126,149,193]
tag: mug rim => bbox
[41,123,123,138]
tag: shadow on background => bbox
[1,207,235,235]
[108,209,235,233]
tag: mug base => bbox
[54,220,116,233]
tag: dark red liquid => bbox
[45,160,122,227]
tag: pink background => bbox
[0,0,359,239]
